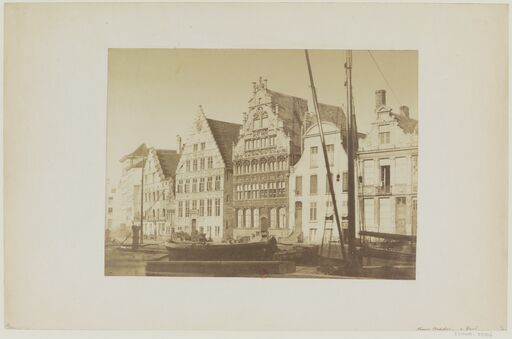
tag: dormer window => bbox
[379,126,391,145]
[379,131,390,144]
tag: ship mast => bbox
[345,51,357,259]
[304,50,347,261]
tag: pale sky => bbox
[107,49,417,185]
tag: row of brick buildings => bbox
[108,77,418,244]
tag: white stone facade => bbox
[357,90,418,236]
[289,122,349,244]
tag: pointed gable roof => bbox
[120,143,148,162]
[206,118,241,169]
[156,150,180,178]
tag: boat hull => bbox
[165,240,277,261]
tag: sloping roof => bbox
[267,89,309,125]
[206,118,242,169]
[156,150,180,178]
[390,113,418,134]
[318,103,347,132]
[120,143,148,162]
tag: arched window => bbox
[270,208,277,228]
[254,114,260,129]
[261,113,268,128]
[245,209,252,228]
[268,158,275,171]
[279,208,287,229]
[237,209,243,228]
[259,159,266,172]
[253,209,260,228]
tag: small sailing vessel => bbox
[165,237,278,261]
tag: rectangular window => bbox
[178,201,183,217]
[185,200,190,217]
[177,180,183,193]
[310,175,318,195]
[207,199,212,216]
[208,157,213,169]
[325,174,333,194]
[363,160,375,185]
[326,144,334,166]
[310,202,317,221]
[215,176,221,190]
[364,199,374,230]
[395,157,410,185]
[192,178,197,192]
[207,177,213,191]
[215,198,221,216]
[200,158,205,170]
[199,200,204,216]
[199,178,205,192]
[310,146,318,168]
[295,176,302,196]
[186,160,190,171]
[379,160,391,192]
[342,172,348,192]
[193,159,198,171]
[379,132,390,144]
[201,142,206,150]
[192,200,197,212]
[379,198,392,233]
[185,179,190,193]
[193,144,198,152]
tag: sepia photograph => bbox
[4,1,507,332]
[105,49,418,279]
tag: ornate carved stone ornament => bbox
[195,117,202,132]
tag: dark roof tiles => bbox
[155,150,180,178]
[206,118,242,169]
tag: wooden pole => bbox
[140,157,146,245]
[304,50,346,261]
[345,50,359,266]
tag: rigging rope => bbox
[367,50,402,107]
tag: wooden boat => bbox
[165,237,278,261]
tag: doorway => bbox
[191,219,197,234]
[395,197,406,234]
[294,202,302,234]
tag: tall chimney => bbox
[176,135,182,154]
[375,89,386,108]
[400,105,410,118]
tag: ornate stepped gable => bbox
[235,78,308,161]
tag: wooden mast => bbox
[345,50,357,258]
[304,50,347,261]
